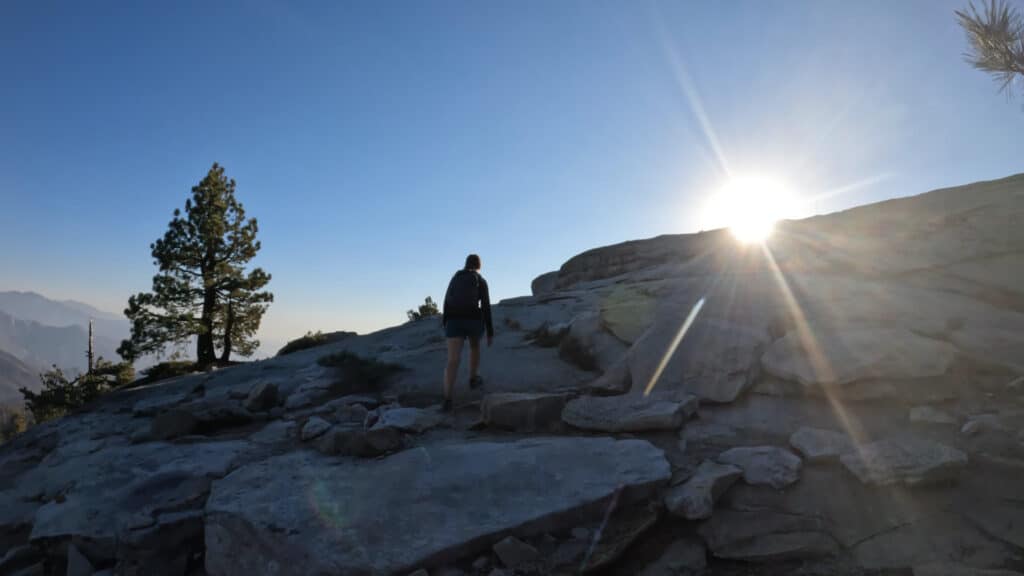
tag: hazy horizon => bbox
[3,0,1022,346]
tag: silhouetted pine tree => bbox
[119,163,273,367]
[407,296,440,322]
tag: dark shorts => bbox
[445,317,484,340]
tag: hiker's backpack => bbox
[447,270,481,315]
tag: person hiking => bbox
[441,253,494,411]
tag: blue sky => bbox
[1,0,1021,347]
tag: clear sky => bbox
[1,0,1021,348]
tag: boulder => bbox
[636,538,707,576]
[205,437,670,575]
[628,316,765,403]
[314,425,359,456]
[151,410,198,441]
[530,271,559,296]
[840,437,967,486]
[910,406,958,425]
[150,399,254,439]
[243,382,279,412]
[494,295,580,334]
[323,394,380,411]
[698,509,838,562]
[480,393,567,432]
[300,417,331,441]
[586,359,632,395]
[249,420,296,445]
[363,426,404,454]
[664,460,742,520]
[761,327,957,394]
[562,394,697,433]
[562,311,628,371]
[335,403,369,425]
[718,446,802,489]
[372,407,443,434]
[492,536,538,568]
[600,286,659,344]
[186,398,255,428]
[576,504,660,572]
[24,440,248,565]
[315,425,403,458]
[681,420,739,447]
[788,427,854,462]
[283,392,314,410]
[282,367,336,409]
[117,509,204,576]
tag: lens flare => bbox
[704,176,800,243]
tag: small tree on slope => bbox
[407,296,440,322]
[957,0,1024,97]
[20,359,134,423]
[118,163,273,367]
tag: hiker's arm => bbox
[481,278,494,338]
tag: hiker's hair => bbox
[464,254,482,270]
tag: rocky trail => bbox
[3,174,1024,575]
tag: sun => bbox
[703,176,800,243]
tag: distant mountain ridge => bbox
[0,291,126,333]
[0,291,126,375]
[58,298,123,322]
[0,348,38,404]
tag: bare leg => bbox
[468,337,481,379]
[444,338,464,402]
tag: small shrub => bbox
[278,331,356,356]
[526,324,566,348]
[21,358,135,423]
[140,360,197,383]
[407,297,440,322]
[317,351,404,393]
[278,331,328,356]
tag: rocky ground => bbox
[2,173,1024,575]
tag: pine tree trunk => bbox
[220,302,234,363]
[197,288,217,368]
[87,319,95,374]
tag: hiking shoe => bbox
[441,397,453,412]
[469,375,484,390]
